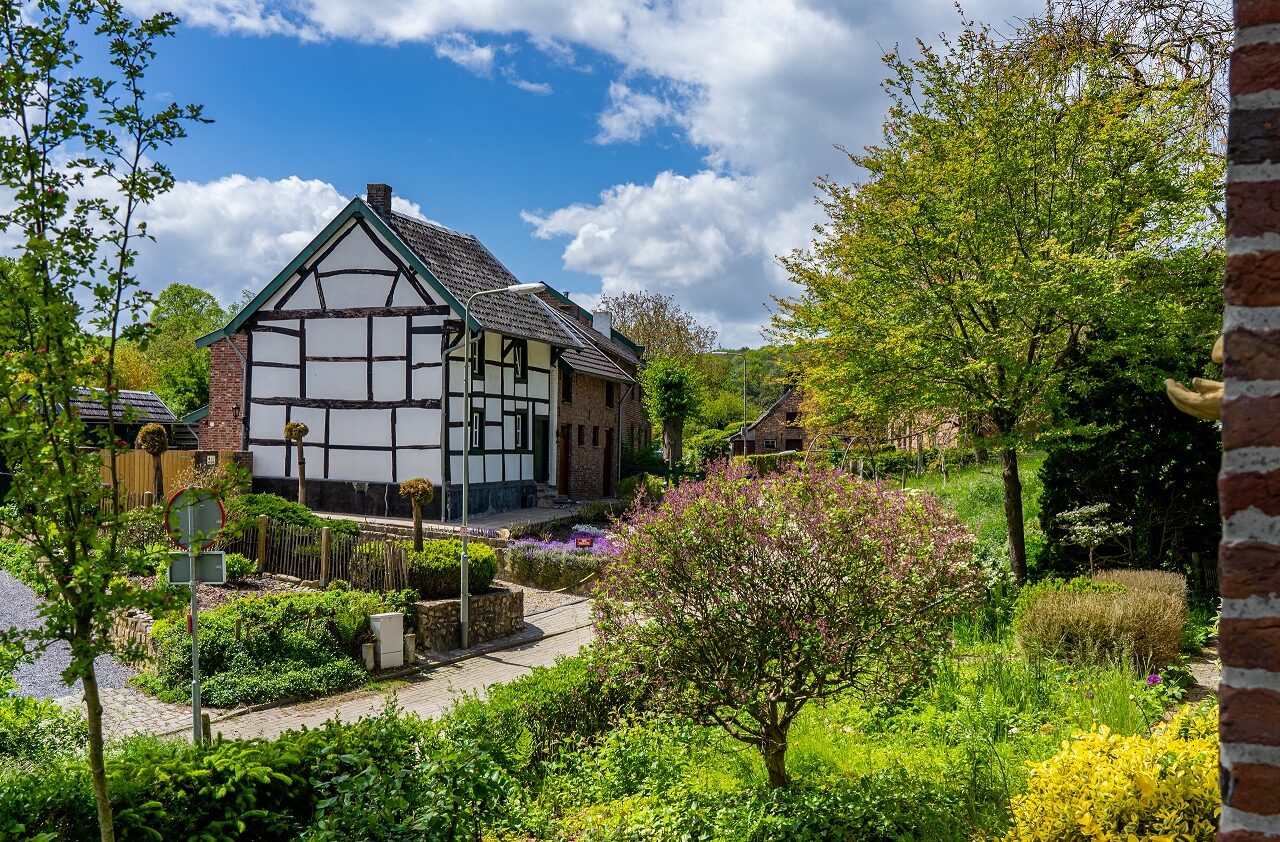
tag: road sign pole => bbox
[187,505,201,743]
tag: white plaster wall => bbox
[251,366,299,400]
[391,278,425,307]
[328,449,392,482]
[395,449,439,484]
[277,277,320,310]
[249,444,286,478]
[371,361,406,402]
[372,317,406,356]
[328,408,391,447]
[410,331,442,363]
[307,361,365,400]
[308,319,365,357]
[321,274,394,310]
[248,403,287,441]
[317,224,396,273]
[396,408,440,447]
[410,366,441,399]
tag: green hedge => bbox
[226,494,360,538]
[136,587,415,707]
[405,539,497,599]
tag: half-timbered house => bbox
[196,183,613,519]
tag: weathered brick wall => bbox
[415,588,523,651]
[751,389,807,453]
[1219,6,1280,837]
[558,374,618,498]
[199,332,247,451]
[620,379,650,452]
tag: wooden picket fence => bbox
[227,515,411,593]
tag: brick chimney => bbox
[366,183,392,219]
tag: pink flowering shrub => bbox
[594,461,981,788]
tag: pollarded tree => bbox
[283,421,309,506]
[640,355,700,472]
[773,19,1221,583]
[399,477,435,552]
[135,423,168,503]
[595,461,981,788]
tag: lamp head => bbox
[506,282,546,294]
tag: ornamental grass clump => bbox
[595,461,982,788]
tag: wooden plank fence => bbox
[225,516,413,593]
[99,450,195,499]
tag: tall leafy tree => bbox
[139,282,227,415]
[773,20,1220,583]
[0,3,204,839]
[641,356,701,470]
[599,291,717,360]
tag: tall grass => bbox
[906,454,1045,558]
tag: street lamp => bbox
[712,349,748,456]
[460,281,546,649]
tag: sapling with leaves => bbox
[399,477,436,552]
[284,421,310,506]
[0,3,205,840]
[1059,502,1128,574]
[640,355,700,472]
[595,461,982,787]
[136,423,168,502]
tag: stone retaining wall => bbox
[109,610,158,660]
[415,588,524,652]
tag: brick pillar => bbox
[1220,3,1280,837]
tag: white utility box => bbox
[369,612,405,670]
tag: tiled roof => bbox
[386,212,577,348]
[540,302,635,384]
[727,386,797,441]
[71,388,178,425]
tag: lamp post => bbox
[460,281,546,649]
[713,349,748,456]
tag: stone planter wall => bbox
[416,588,524,652]
[110,609,158,660]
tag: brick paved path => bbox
[57,598,595,740]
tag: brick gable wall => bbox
[198,332,247,451]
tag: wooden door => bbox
[533,418,550,484]
[557,424,571,495]
[603,427,614,497]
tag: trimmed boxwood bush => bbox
[405,538,497,599]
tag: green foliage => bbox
[736,450,804,476]
[404,539,496,599]
[573,500,627,523]
[140,284,231,416]
[224,552,257,583]
[1003,702,1218,841]
[616,473,664,505]
[1012,576,1124,620]
[138,588,402,707]
[620,441,665,478]
[682,428,731,470]
[226,494,359,537]
[0,538,39,589]
[118,505,168,549]
[0,680,87,763]
[640,356,700,425]
[1037,342,1222,594]
[440,648,649,775]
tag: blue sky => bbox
[119,0,1036,346]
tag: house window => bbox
[605,382,614,408]
[764,439,777,451]
[592,426,599,447]
[470,409,485,451]
[785,438,802,452]
[513,411,528,450]
[470,333,485,377]
[578,424,585,446]
[510,339,528,382]
[562,372,573,403]
[785,411,799,424]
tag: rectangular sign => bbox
[167,551,227,586]
[574,537,595,548]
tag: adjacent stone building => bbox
[728,386,808,457]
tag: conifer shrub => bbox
[1003,701,1218,841]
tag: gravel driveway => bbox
[0,569,133,699]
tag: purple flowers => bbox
[1146,674,1163,687]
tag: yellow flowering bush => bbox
[1004,701,1219,841]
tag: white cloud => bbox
[433,32,496,75]
[130,175,349,307]
[595,81,673,144]
[123,0,1039,345]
